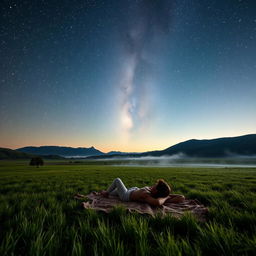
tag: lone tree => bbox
[30,157,44,167]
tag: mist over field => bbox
[92,154,256,168]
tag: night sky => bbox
[1,0,256,152]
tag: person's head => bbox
[151,179,171,198]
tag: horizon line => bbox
[1,133,255,154]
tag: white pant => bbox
[107,178,139,201]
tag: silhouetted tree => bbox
[29,157,44,167]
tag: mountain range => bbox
[144,134,256,158]
[17,146,104,157]
[0,147,64,160]
[87,134,256,159]
[1,134,255,160]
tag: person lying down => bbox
[100,178,185,207]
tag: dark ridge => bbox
[16,146,104,157]
[0,148,64,160]
[87,134,256,159]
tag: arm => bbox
[144,195,168,207]
[167,194,185,203]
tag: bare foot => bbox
[81,202,88,208]
[74,193,86,199]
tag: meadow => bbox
[0,160,256,255]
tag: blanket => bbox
[75,192,208,222]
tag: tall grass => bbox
[0,161,256,255]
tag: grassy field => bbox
[0,160,256,255]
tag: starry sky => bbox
[1,0,256,152]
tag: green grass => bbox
[0,160,256,255]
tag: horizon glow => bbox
[1,1,256,152]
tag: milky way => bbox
[119,1,172,138]
[1,0,256,151]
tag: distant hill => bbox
[0,148,64,160]
[106,151,125,155]
[0,148,35,159]
[153,134,256,157]
[11,134,256,159]
[17,146,104,157]
[106,151,139,155]
[88,134,256,159]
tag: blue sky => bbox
[0,0,255,152]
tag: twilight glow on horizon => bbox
[1,0,256,153]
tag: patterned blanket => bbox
[75,192,208,222]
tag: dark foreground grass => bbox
[0,161,256,255]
